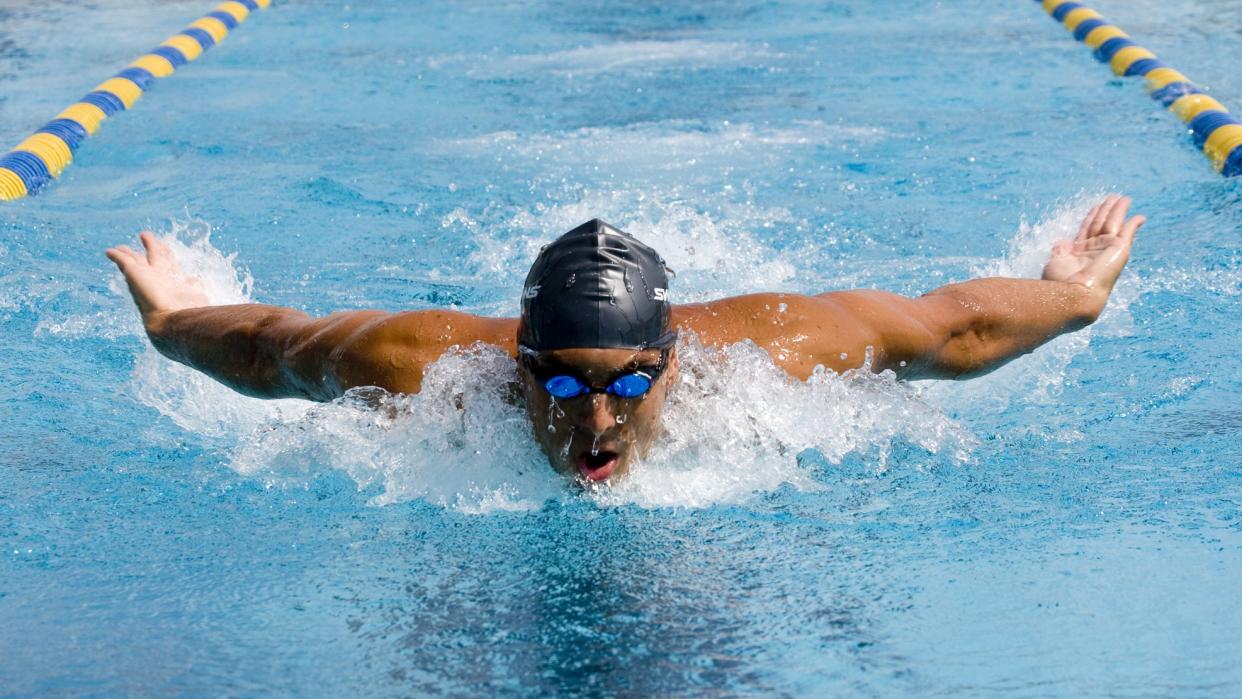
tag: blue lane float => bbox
[0,0,271,201]
[1036,0,1242,177]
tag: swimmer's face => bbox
[519,346,679,484]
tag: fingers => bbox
[1076,199,1107,240]
[107,232,182,275]
[1121,214,1146,243]
[1103,196,1131,237]
[1075,236,1116,252]
[1079,194,1122,241]
[140,231,176,268]
[106,245,144,267]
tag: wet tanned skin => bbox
[107,195,1145,481]
[519,347,678,483]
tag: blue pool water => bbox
[2,0,1241,694]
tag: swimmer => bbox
[107,194,1144,483]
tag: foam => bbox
[223,336,973,512]
[447,189,802,305]
[447,121,884,163]
[447,120,884,172]
[449,39,780,78]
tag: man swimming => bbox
[107,194,1144,483]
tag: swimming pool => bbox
[2,0,1240,694]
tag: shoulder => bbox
[671,292,880,378]
[333,310,518,394]
[351,310,517,351]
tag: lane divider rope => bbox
[1036,0,1242,177]
[0,0,271,201]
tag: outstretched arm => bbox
[833,194,1144,379]
[676,194,1144,380]
[106,234,516,400]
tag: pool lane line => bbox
[0,0,271,202]
[1035,0,1242,177]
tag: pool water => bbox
[2,0,1240,695]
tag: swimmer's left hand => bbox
[106,232,209,328]
[1042,194,1145,306]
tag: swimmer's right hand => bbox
[105,232,210,330]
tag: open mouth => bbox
[576,450,620,482]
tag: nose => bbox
[577,394,617,435]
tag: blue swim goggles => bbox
[520,341,673,400]
[543,367,656,399]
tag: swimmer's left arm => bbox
[827,278,1104,379]
[833,194,1145,379]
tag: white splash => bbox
[115,222,974,512]
[921,192,1137,409]
[221,336,972,512]
[121,218,313,440]
[449,190,800,302]
[593,336,974,509]
[229,345,563,513]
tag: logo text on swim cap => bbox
[653,288,667,301]
[523,285,541,299]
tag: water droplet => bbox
[559,428,575,460]
[840,352,848,360]
[777,303,788,313]
[590,433,601,457]
[564,273,576,288]
[615,414,626,424]
[547,398,565,425]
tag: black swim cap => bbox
[518,219,675,352]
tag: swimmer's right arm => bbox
[107,234,517,400]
